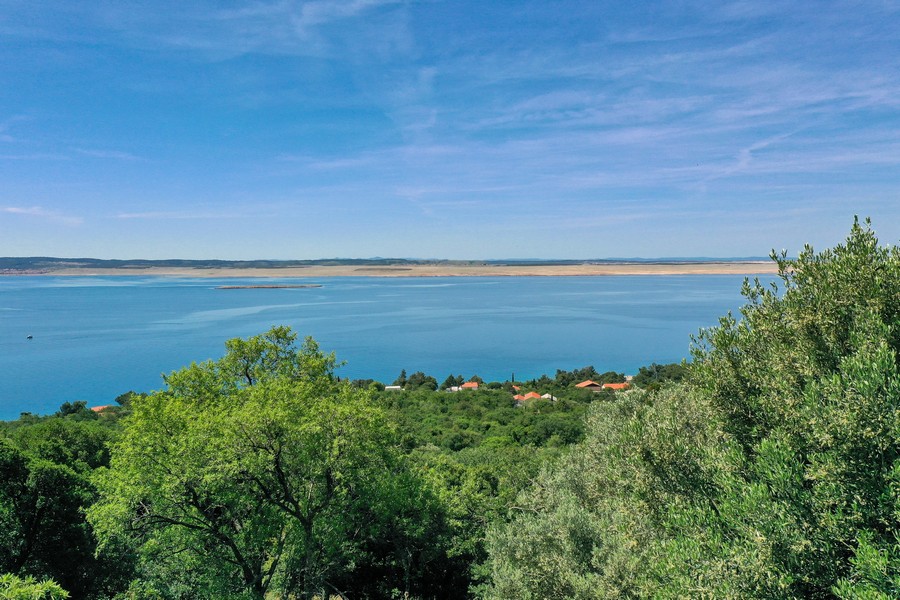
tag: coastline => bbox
[15,262,780,278]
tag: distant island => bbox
[0,256,778,277]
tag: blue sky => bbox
[2,1,899,259]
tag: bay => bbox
[0,274,769,419]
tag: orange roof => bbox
[602,382,630,390]
[575,380,601,388]
[513,394,526,401]
[523,391,541,399]
[512,385,521,392]
[461,381,479,389]
[90,405,114,412]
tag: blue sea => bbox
[0,275,768,419]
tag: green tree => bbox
[554,367,585,387]
[441,374,464,390]
[0,420,125,599]
[0,574,68,600]
[90,327,440,599]
[413,444,553,597]
[54,402,96,421]
[406,371,438,391]
[486,219,900,598]
[630,362,686,390]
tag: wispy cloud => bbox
[292,0,405,32]
[115,210,242,220]
[0,153,69,160]
[1,206,83,225]
[0,118,15,143]
[74,148,142,161]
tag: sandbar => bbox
[32,262,779,278]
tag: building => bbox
[514,391,544,405]
[602,382,631,391]
[575,380,604,392]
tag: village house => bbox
[575,380,604,392]
[513,391,543,405]
[602,382,631,391]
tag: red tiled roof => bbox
[602,382,631,390]
[461,381,479,389]
[513,394,527,401]
[575,380,601,388]
[523,391,541,399]
[90,405,114,412]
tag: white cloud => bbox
[294,0,405,31]
[1,206,83,225]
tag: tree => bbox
[486,219,900,598]
[630,362,686,390]
[685,217,900,597]
[412,444,554,597]
[406,371,438,391]
[113,391,146,407]
[0,420,125,599]
[554,366,600,387]
[0,574,68,600]
[90,327,439,599]
[54,402,96,421]
[441,374,464,390]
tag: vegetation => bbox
[2,220,897,598]
[0,574,69,600]
[485,218,900,599]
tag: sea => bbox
[0,274,772,419]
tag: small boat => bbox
[26,335,33,340]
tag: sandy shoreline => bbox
[15,262,780,278]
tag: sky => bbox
[1,1,900,260]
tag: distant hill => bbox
[0,257,435,272]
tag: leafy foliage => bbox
[630,362,686,390]
[552,366,625,388]
[378,388,590,452]
[89,327,450,599]
[0,419,127,600]
[486,219,900,599]
[0,573,68,600]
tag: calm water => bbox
[0,275,765,418]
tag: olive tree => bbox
[486,219,900,599]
